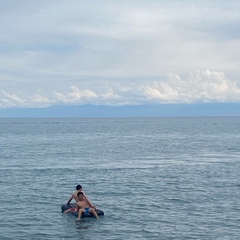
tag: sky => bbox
[1,0,240,108]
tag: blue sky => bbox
[1,0,240,108]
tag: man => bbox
[64,184,94,213]
[76,191,99,220]
[67,184,92,205]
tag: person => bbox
[64,184,95,213]
[76,191,99,220]
[67,184,92,204]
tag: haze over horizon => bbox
[1,1,240,109]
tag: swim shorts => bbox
[85,208,90,213]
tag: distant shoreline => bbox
[0,103,240,118]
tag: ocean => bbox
[0,117,240,239]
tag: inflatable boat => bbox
[61,203,104,218]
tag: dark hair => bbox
[76,185,82,190]
[77,191,84,197]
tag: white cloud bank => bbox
[1,70,240,108]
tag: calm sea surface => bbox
[0,117,240,240]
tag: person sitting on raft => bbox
[64,184,95,213]
[67,184,93,205]
[76,191,99,220]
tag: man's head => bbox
[76,184,82,190]
[77,191,84,200]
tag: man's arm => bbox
[83,193,96,209]
[67,195,73,205]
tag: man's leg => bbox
[77,209,84,220]
[90,208,99,219]
[64,208,75,214]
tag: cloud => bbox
[1,70,240,108]
[142,70,240,103]
[53,86,97,104]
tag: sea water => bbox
[0,117,240,240]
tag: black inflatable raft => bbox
[61,203,104,218]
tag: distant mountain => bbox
[0,103,240,118]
